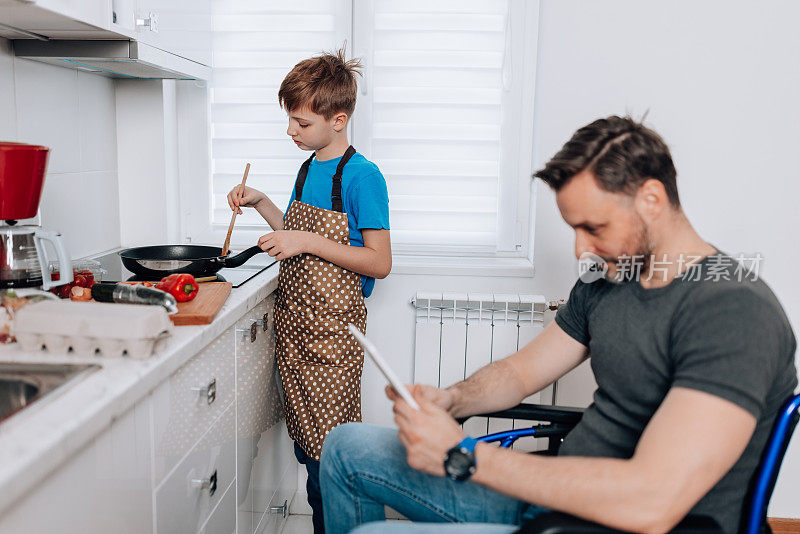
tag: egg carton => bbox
[14,331,171,359]
[13,300,173,360]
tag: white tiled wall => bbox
[0,40,15,141]
[0,37,121,259]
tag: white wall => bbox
[0,37,121,259]
[363,0,800,519]
[115,79,181,247]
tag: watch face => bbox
[445,447,476,481]
[446,451,472,473]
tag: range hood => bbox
[12,39,210,80]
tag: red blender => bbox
[0,142,72,289]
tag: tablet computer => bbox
[348,324,420,410]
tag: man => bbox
[319,116,798,533]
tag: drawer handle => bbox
[236,321,258,343]
[191,469,217,497]
[190,378,216,405]
[269,499,288,518]
[256,312,269,332]
[135,11,158,32]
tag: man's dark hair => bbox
[534,115,680,207]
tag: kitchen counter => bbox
[0,264,280,516]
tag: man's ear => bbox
[332,112,348,132]
[635,178,668,222]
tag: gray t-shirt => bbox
[555,253,797,533]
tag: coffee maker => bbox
[0,142,72,290]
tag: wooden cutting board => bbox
[169,282,232,326]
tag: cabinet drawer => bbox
[254,454,297,534]
[271,459,298,534]
[236,296,288,534]
[198,477,236,534]
[250,421,295,534]
[236,297,280,449]
[153,327,235,484]
[155,402,236,534]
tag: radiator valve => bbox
[548,299,567,311]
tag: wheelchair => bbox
[463,393,800,534]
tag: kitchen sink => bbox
[0,363,100,424]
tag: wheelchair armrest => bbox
[516,512,723,534]
[457,403,585,425]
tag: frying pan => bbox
[119,245,264,279]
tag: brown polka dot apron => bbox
[275,146,367,460]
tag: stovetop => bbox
[91,249,277,288]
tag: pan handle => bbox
[223,245,264,268]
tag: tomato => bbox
[74,274,88,288]
[78,270,95,285]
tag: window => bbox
[196,0,539,261]
[202,0,350,247]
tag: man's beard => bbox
[605,215,654,283]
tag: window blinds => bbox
[352,0,520,253]
[210,0,349,230]
[208,0,533,256]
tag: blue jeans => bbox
[320,423,545,533]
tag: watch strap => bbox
[457,436,479,454]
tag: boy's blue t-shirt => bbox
[285,151,390,297]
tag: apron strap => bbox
[331,145,356,213]
[294,152,316,203]
[292,146,356,213]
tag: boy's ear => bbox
[332,112,348,132]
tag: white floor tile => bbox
[280,513,409,534]
[282,514,313,534]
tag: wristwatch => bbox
[444,436,478,482]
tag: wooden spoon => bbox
[221,162,251,257]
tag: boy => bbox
[227,48,391,533]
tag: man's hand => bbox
[257,231,315,260]
[391,385,466,476]
[385,384,456,414]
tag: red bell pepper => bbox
[156,273,199,302]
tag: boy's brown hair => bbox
[278,46,363,119]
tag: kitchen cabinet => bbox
[236,295,295,534]
[26,0,110,28]
[0,399,153,533]
[152,327,236,485]
[0,0,211,78]
[151,291,294,534]
[132,0,212,66]
[0,0,113,39]
[0,290,294,533]
[155,402,236,533]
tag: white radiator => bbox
[411,292,560,447]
